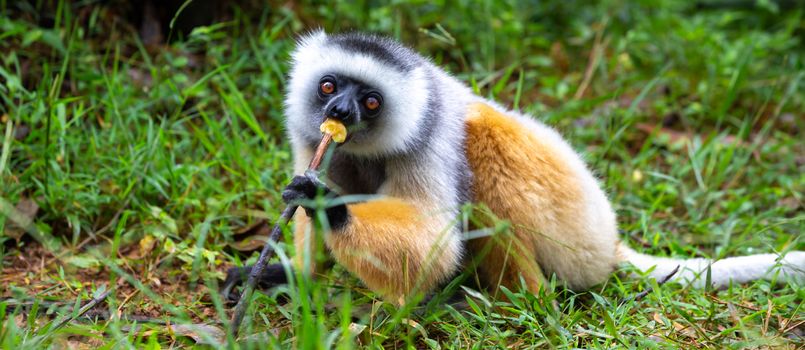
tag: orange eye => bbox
[365,96,380,110]
[320,81,335,94]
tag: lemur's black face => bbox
[317,74,383,128]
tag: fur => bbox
[282,30,805,302]
[465,103,618,291]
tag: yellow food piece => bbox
[320,119,347,143]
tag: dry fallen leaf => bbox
[239,327,284,343]
[169,323,225,345]
[228,220,271,252]
[672,321,697,339]
[127,235,157,259]
[53,336,106,350]
[228,234,269,252]
[139,235,157,256]
[3,197,39,240]
[349,322,367,336]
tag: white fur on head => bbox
[285,30,431,157]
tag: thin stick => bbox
[230,133,334,337]
[308,133,334,170]
[5,297,166,324]
[620,265,680,304]
[44,289,111,334]
[573,19,609,101]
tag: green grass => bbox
[1,0,803,348]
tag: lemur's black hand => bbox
[281,171,349,229]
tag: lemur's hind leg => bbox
[464,103,619,291]
[467,228,547,297]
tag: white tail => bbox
[618,243,805,288]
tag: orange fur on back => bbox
[465,103,609,292]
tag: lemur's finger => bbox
[222,266,249,303]
[282,175,318,202]
[304,169,326,187]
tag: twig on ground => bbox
[5,297,167,325]
[574,19,610,100]
[705,294,761,311]
[620,265,680,304]
[44,288,111,333]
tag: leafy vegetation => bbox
[1,0,803,348]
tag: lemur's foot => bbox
[221,264,289,304]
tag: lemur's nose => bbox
[326,102,353,121]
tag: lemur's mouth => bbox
[344,122,370,142]
[341,133,355,144]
